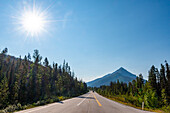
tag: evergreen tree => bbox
[27,53,31,61]
[1,48,8,54]
[165,61,170,100]
[148,65,157,90]
[0,48,89,109]
[0,76,9,109]
[138,74,144,89]
[161,89,167,106]
[160,64,167,90]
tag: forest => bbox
[0,48,87,112]
[93,62,170,112]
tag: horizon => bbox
[0,0,170,82]
[3,50,166,82]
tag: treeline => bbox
[0,48,87,109]
[93,62,170,110]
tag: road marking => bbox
[77,94,90,106]
[99,94,126,108]
[93,93,102,107]
[15,103,59,113]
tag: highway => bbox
[16,91,153,113]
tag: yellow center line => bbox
[93,93,102,107]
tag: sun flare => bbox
[12,0,65,38]
[13,1,50,38]
[21,11,45,37]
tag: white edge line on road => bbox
[98,93,126,108]
[15,102,59,113]
[77,94,90,106]
[16,93,90,113]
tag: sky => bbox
[0,0,170,82]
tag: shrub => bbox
[51,96,59,102]
[53,98,59,102]
[144,89,158,108]
[35,101,40,106]
[0,110,5,113]
[4,105,16,112]
[16,103,22,110]
[59,96,64,101]
[23,105,27,110]
[40,100,46,105]
[45,98,54,104]
[162,105,170,113]
[49,99,54,103]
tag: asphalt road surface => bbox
[15,91,153,113]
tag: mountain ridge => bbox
[87,67,137,87]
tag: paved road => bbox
[16,91,153,113]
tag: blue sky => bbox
[0,0,170,82]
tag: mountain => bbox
[87,67,137,87]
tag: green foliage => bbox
[144,88,158,108]
[0,76,9,108]
[161,89,167,106]
[0,103,26,113]
[0,110,5,113]
[59,96,64,101]
[162,105,170,113]
[4,105,17,112]
[94,61,170,112]
[0,48,88,110]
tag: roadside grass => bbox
[0,96,70,113]
[104,95,165,113]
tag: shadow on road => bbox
[77,96,95,99]
[57,101,64,104]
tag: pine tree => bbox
[0,48,88,108]
[43,57,49,67]
[138,74,144,89]
[165,61,170,99]
[0,76,9,109]
[148,65,157,90]
[27,53,31,61]
[160,64,167,90]
[1,48,8,54]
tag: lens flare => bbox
[12,0,52,38]
[21,11,45,37]
[12,0,67,38]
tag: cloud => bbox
[62,11,73,29]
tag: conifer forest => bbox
[0,48,87,110]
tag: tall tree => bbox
[0,76,9,108]
[0,48,88,109]
[148,65,157,91]
[160,64,167,93]
[138,74,144,89]
[165,61,170,98]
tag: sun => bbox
[21,11,45,37]
[13,1,50,38]
[12,0,66,38]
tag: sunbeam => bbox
[12,0,63,38]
